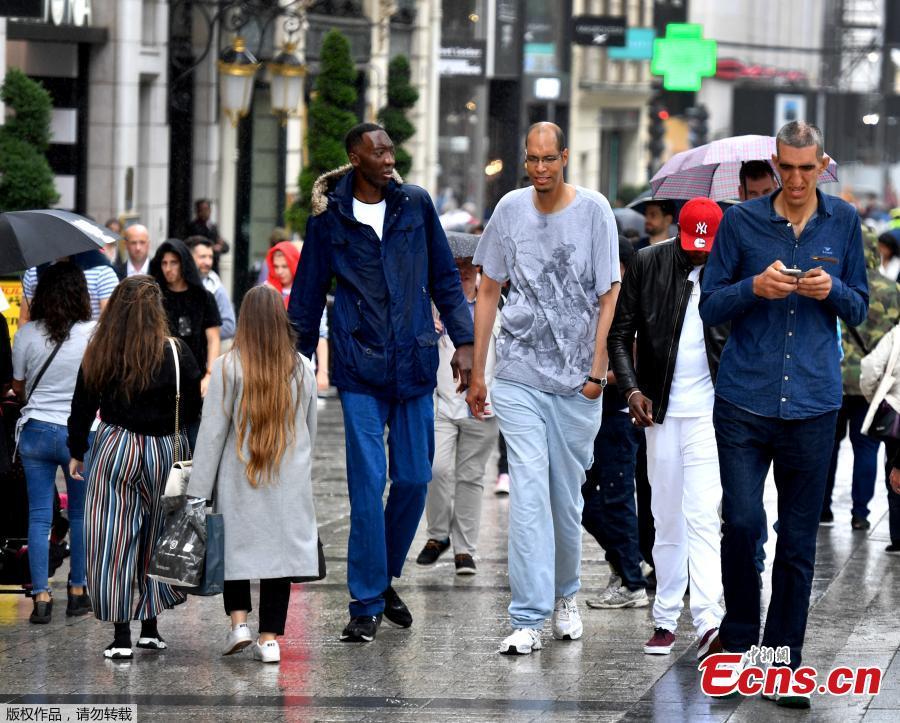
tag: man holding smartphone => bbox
[700,121,868,708]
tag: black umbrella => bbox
[0,209,118,274]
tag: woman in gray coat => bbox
[188,285,319,663]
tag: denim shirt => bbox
[699,190,868,419]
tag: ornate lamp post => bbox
[268,42,307,125]
[217,37,262,127]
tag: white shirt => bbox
[666,267,715,417]
[126,258,150,276]
[880,257,900,282]
[352,198,386,240]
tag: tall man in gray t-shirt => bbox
[467,122,620,655]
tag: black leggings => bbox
[223,578,292,635]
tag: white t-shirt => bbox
[12,320,96,432]
[352,198,387,240]
[666,267,715,417]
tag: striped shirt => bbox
[23,265,119,320]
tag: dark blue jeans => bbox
[713,397,837,669]
[823,394,880,519]
[340,391,434,617]
[19,420,94,594]
[582,409,646,590]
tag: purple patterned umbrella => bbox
[649,135,838,201]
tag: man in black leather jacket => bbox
[607,197,729,660]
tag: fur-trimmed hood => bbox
[310,163,404,217]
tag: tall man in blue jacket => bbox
[700,121,868,708]
[289,123,474,643]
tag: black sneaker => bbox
[886,543,900,555]
[454,553,476,575]
[416,538,450,565]
[29,599,52,625]
[382,585,413,628]
[339,614,382,642]
[66,590,92,617]
[851,515,871,531]
[819,509,834,527]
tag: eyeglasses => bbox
[525,154,562,165]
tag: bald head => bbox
[526,122,566,155]
[123,224,150,266]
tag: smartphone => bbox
[778,268,803,278]
[778,266,821,279]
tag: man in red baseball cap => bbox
[607,197,730,659]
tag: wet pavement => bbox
[1,398,898,721]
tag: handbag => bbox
[175,509,224,596]
[869,401,900,441]
[163,338,192,496]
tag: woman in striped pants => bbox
[67,276,202,659]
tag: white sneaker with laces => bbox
[585,573,622,608]
[223,623,253,655]
[498,628,542,655]
[551,595,583,640]
[252,639,281,663]
[587,585,649,609]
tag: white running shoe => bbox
[223,623,253,655]
[551,595,583,640]
[640,560,654,578]
[587,585,649,609]
[495,473,510,495]
[498,628,542,655]
[585,573,622,607]
[252,639,281,663]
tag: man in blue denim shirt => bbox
[700,121,868,707]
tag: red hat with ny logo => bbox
[678,197,723,253]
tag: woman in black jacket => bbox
[68,276,201,659]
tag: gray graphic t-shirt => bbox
[473,186,620,395]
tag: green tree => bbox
[285,29,358,232]
[378,55,418,178]
[0,68,59,211]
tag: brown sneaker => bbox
[454,553,476,575]
[416,538,450,565]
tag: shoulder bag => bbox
[163,338,192,496]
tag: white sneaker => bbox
[585,573,622,607]
[587,585,649,609]
[252,639,281,663]
[223,623,253,655]
[498,628,542,655]
[715,651,754,696]
[551,595,583,640]
[495,473,510,495]
[640,560,654,578]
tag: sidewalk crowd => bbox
[4,117,900,712]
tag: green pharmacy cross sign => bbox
[651,23,717,92]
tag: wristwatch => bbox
[586,375,608,388]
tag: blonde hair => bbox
[228,285,303,487]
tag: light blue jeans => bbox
[491,380,602,628]
[19,420,93,595]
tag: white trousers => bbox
[425,414,499,555]
[645,413,724,636]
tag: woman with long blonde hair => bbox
[68,276,202,658]
[188,285,319,663]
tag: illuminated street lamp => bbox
[217,37,261,127]
[268,43,306,125]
